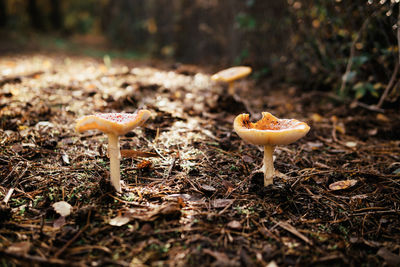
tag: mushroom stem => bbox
[107,133,121,192]
[228,81,235,95]
[262,145,275,186]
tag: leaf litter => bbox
[0,53,399,266]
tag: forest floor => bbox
[0,51,399,267]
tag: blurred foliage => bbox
[284,0,399,103]
[0,0,399,104]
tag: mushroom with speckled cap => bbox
[211,66,252,95]
[76,110,151,192]
[234,112,310,186]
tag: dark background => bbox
[0,0,399,105]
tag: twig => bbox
[354,100,384,112]
[120,149,159,158]
[143,137,166,160]
[377,4,400,108]
[376,61,399,108]
[0,250,68,266]
[165,155,177,179]
[2,163,29,204]
[339,17,370,95]
[272,219,313,245]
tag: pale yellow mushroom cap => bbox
[76,109,151,136]
[233,112,310,146]
[211,66,252,83]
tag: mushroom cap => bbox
[211,66,252,83]
[76,109,151,136]
[234,112,310,146]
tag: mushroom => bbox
[211,66,252,95]
[76,110,151,192]
[234,112,310,186]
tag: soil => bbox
[0,52,399,266]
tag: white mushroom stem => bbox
[107,133,121,192]
[228,81,235,95]
[262,145,275,186]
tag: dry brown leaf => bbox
[137,160,152,170]
[109,215,130,226]
[200,184,216,192]
[329,180,358,191]
[212,199,233,208]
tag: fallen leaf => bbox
[221,180,235,193]
[137,160,152,170]
[127,203,181,222]
[53,216,66,228]
[329,180,358,191]
[203,249,237,266]
[266,261,278,267]
[52,201,72,217]
[307,141,323,150]
[62,153,70,164]
[200,184,216,192]
[242,155,254,163]
[109,215,130,226]
[368,128,378,136]
[165,194,193,201]
[212,199,233,209]
[11,144,23,153]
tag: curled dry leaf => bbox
[329,179,358,191]
[52,201,72,217]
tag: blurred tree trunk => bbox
[0,0,6,27]
[175,0,199,62]
[152,0,175,57]
[27,0,44,30]
[50,0,62,30]
[101,0,149,48]
[248,0,289,68]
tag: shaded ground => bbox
[0,52,399,266]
